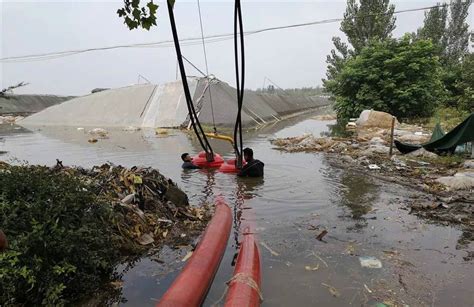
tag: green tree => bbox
[455,53,474,111]
[416,3,448,54]
[340,0,396,53]
[417,0,472,64]
[444,0,472,64]
[416,0,472,109]
[323,0,396,87]
[117,0,160,30]
[326,36,445,120]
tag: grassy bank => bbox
[402,106,471,131]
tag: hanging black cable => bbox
[233,0,245,168]
[167,0,214,160]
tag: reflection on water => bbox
[320,121,355,138]
[338,171,376,233]
[1,112,473,306]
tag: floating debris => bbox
[123,126,141,132]
[311,251,329,268]
[321,283,341,297]
[363,284,373,293]
[316,230,328,241]
[345,244,356,255]
[182,251,193,262]
[368,164,381,170]
[305,264,320,271]
[260,241,280,256]
[359,256,382,268]
[88,127,109,138]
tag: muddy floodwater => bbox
[1,114,473,306]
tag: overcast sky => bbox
[1,0,473,96]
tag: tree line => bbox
[323,0,473,121]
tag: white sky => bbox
[1,1,473,96]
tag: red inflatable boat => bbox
[157,198,232,307]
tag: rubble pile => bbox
[4,162,210,249]
[271,110,474,232]
[271,135,350,153]
[272,131,473,191]
[71,163,209,248]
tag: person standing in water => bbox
[238,148,264,177]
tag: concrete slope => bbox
[194,79,329,126]
[20,77,329,128]
[143,78,198,128]
[192,79,258,126]
[0,94,74,115]
[21,84,157,127]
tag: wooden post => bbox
[389,116,395,156]
[0,229,7,252]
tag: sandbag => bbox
[356,110,398,129]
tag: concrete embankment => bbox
[0,94,74,116]
[19,77,329,128]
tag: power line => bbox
[0,3,454,63]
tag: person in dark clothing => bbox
[237,148,264,177]
[181,153,200,169]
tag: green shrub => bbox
[0,165,121,306]
[326,35,446,120]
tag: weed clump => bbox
[0,162,208,306]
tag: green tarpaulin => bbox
[395,113,474,155]
[429,122,445,142]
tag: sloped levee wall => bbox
[20,84,157,127]
[143,79,198,128]
[188,78,329,127]
[0,94,74,115]
[19,77,329,128]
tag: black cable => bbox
[238,0,244,166]
[233,0,245,168]
[167,0,214,159]
[233,0,241,163]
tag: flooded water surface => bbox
[1,114,473,306]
